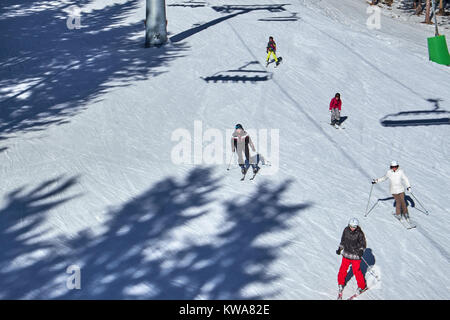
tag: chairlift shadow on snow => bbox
[211,4,289,14]
[258,12,299,22]
[201,61,273,84]
[168,1,207,8]
[170,4,291,43]
[380,99,450,127]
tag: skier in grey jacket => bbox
[231,124,259,175]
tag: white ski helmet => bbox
[390,160,399,167]
[348,217,359,228]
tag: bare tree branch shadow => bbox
[0,168,311,299]
[0,175,80,299]
[0,0,188,139]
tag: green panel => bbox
[427,35,450,66]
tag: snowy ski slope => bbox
[0,0,449,299]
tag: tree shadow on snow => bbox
[57,170,309,299]
[0,167,310,299]
[0,0,188,139]
[0,175,80,299]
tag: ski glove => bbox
[371,179,376,184]
[407,187,411,192]
[358,249,365,258]
[336,248,342,255]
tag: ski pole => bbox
[365,199,380,217]
[364,184,374,217]
[227,152,235,171]
[409,191,430,215]
[361,257,380,281]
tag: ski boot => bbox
[337,285,344,300]
[401,212,410,222]
[357,287,368,295]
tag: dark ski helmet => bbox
[235,124,243,130]
[335,93,341,98]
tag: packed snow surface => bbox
[0,0,449,299]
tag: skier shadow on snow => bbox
[0,175,80,299]
[202,61,273,84]
[379,195,415,209]
[380,99,450,127]
[36,167,310,299]
[337,116,348,126]
[367,195,421,215]
[0,0,188,139]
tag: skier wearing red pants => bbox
[336,218,367,298]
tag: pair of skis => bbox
[265,56,283,68]
[337,287,369,300]
[241,169,259,181]
[331,122,345,129]
[393,213,416,229]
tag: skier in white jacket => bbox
[372,160,411,219]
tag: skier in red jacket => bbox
[329,93,342,126]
